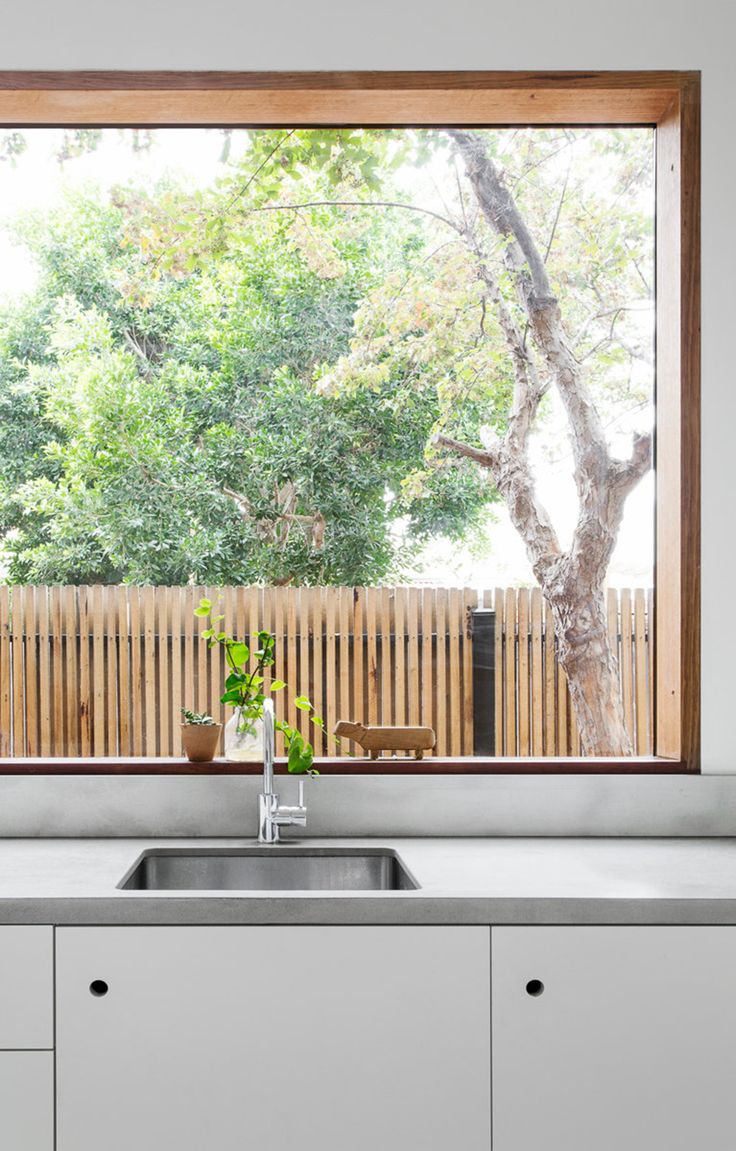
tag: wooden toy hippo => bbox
[334,720,436,760]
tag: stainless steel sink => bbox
[118,847,419,892]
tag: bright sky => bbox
[0,128,654,589]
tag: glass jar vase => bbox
[224,709,264,762]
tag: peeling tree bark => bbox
[437,130,652,757]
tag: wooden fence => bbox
[0,586,653,759]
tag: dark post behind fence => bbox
[470,608,495,755]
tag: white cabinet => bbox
[0,1051,54,1151]
[0,928,54,1151]
[56,925,491,1151]
[0,926,53,1048]
[492,926,736,1151]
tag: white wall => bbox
[1,0,732,772]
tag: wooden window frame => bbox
[0,71,700,775]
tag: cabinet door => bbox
[493,926,736,1151]
[0,926,53,1048]
[0,1052,54,1150]
[57,925,490,1151]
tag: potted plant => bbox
[195,598,321,772]
[180,708,223,763]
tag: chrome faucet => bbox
[257,698,307,844]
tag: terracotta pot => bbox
[181,723,223,763]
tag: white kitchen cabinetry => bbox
[0,1051,54,1151]
[0,925,53,1048]
[56,925,491,1151]
[493,926,736,1151]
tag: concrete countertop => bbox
[4,837,736,924]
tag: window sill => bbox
[0,756,688,775]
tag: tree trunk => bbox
[439,128,651,758]
[545,581,632,757]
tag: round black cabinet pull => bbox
[89,979,109,997]
[526,979,545,997]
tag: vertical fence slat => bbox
[337,587,353,752]
[407,589,420,730]
[543,598,556,756]
[380,588,393,728]
[0,587,10,756]
[634,588,648,754]
[23,586,39,757]
[90,585,105,757]
[129,587,143,756]
[12,587,25,755]
[647,587,655,754]
[353,589,365,729]
[393,588,406,730]
[37,588,51,757]
[157,589,170,757]
[261,587,274,700]
[366,588,378,727]
[142,587,157,757]
[448,588,462,756]
[620,588,634,745]
[272,587,287,754]
[62,587,79,756]
[168,588,182,754]
[461,589,475,756]
[117,588,130,756]
[286,587,299,739]
[194,586,208,721]
[517,590,530,756]
[422,588,435,744]
[492,589,504,755]
[311,588,324,753]
[435,590,447,757]
[324,587,337,757]
[50,587,64,755]
[181,589,194,741]
[77,588,91,757]
[530,589,544,757]
[503,589,516,756]
[297,588,311,742]
[103,587,118,757]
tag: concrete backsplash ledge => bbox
[1,774,736,838]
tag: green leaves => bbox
[181,707,215,725]
[228,641,250,669]
[287,732,314,775]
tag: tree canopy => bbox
[0,126,652,590]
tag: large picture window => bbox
[0,73,699,772]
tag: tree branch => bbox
[611,431,653,496]
[447,127,625,522]
[433,433,498,469]
[448,129,553,302]
[242,198,461,234]
[434,429,562,581]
